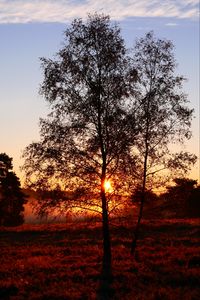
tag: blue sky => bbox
[0,0,199,182]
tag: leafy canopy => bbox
[22,14,137,215]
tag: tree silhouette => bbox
[0,153,27,226]
[128,32,196,254]
[188,184,200,218]
[22,14,137,283]
[163,178,200,218]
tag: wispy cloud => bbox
[165,22,178,26]
[0,0,198,24]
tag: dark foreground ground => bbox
[0,218,199,300]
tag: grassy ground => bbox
[0,218,199,299]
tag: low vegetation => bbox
[0,218,199,299]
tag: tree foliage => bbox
[0,153,27,226]
[23,14,136,197]
[129,31,196,189]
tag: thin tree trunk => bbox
[131,127,149,256]
[130,191,145,255]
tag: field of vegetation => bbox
[0,218,199,300]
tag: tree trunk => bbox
[101,185,112,278]
[97,185,113,299]
[130,192,145,255]
[131,139,148,256]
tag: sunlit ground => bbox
[0,218,199,299]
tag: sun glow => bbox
[104,180,113,193]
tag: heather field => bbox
[0,219,199,300]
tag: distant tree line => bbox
[132,178,200,219]
[0,153,27,226]
[161,178,200,218]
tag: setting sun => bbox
[104,180,113,193]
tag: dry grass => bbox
[0,218,199,299]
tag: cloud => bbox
[165,22,178,26]
[0,0,198,24]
